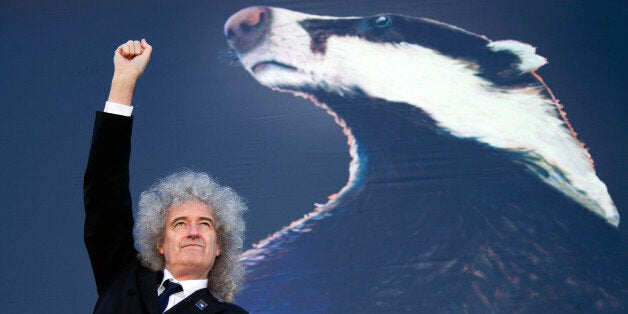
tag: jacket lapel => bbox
[167,288,225,313]
[138,269,163,314]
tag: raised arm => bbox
[83,39,152,294]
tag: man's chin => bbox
[179,253,208,264]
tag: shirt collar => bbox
[159,269,209,298]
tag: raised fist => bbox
[113,39,152,81]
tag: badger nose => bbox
[224,6,271,54]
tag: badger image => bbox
[224,6,626,313]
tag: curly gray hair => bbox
[133,170,247,302]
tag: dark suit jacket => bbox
[84,112,247,313]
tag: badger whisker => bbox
[217,48,242,67]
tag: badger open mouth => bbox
[251,60,298,73]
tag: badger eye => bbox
[373,16,391,28]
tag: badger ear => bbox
[487,40,547,74]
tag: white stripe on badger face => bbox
[236,7,619,226]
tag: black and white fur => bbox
[225,7,618,227]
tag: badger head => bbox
[225,7,546,94]
[224,6,619,226]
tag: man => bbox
[84,39,248,313]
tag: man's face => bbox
[158,200,221,280]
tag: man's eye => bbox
[173,221,187,229]
[199,222,212,229]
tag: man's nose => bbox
[187,223,200,237]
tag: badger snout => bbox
[224,6,271,54]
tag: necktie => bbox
[158,280,183,313]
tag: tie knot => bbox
[162,280,183,294]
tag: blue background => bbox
[1,0,626,312]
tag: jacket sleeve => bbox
[83,111,137,295]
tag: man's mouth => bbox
[182,243,203,248]
[251,60,297,73]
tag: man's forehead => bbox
[166,200,216,220]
